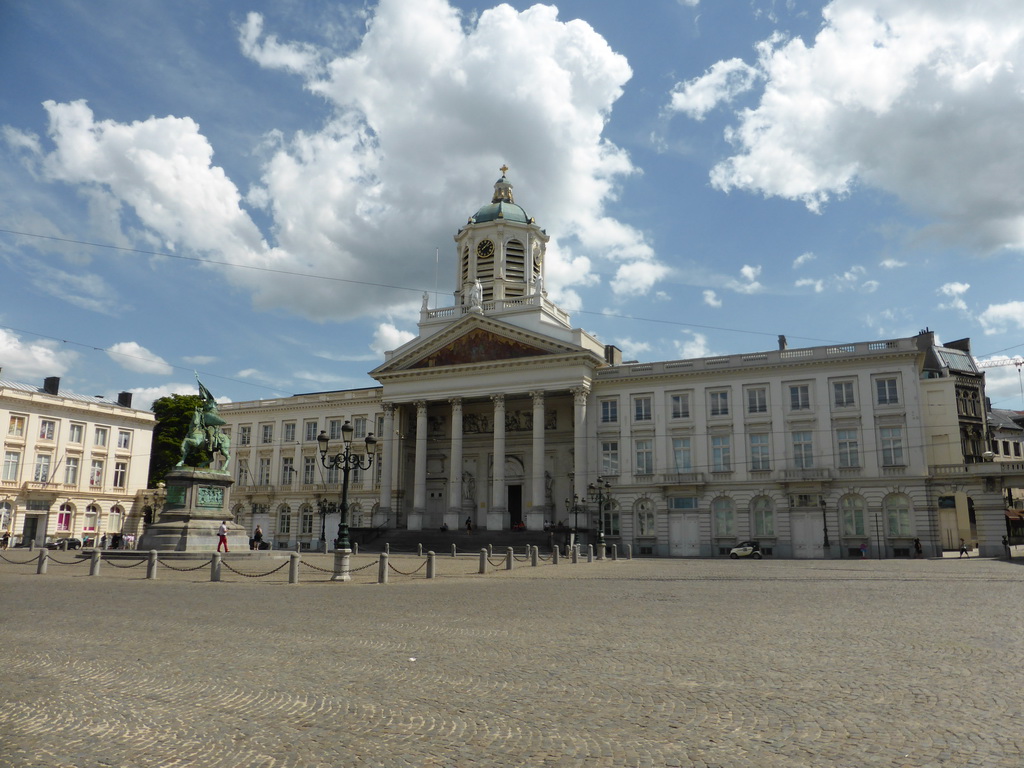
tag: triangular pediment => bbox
[409,328,551,368]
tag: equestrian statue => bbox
[177,375,231,472]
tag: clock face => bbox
[476,239,494,259]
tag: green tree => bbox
[149,394,208,485]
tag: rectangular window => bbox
[237,458,250,486]
[633,396,652,422]
[793,431,814,469]
[876,378,899,405]
[834,381,855,407]
[39,420,56,441]
[600,400,618,424]
[749,433,770,471]
[278,510,291,535]
[94,427,108,447]
[90,459,104,487]
[65,457,80,485]
[57,511,71,532]
[376,415,385,439]
[113,461,127,488]
[668,497,698,510]
[304,421,319,442]
[117,430,131,450]
[789,384,810,411]
[301,508,314,535]
[3,451,21,482]
[258,457,271,485]
[8,415,26,437]
[326,464,340,484]
[69,423,84,443]
[329,419,343,440]
[709,391,729,417]
[283,422,296,442]
[634,439,654,475]
[747,387,767,414]
[712,435,731,472]
[281,457,294,485]
[601,441,619,476]
[238,426,251,446]
[837,429,859,468]
[880,427,904,466]
[672,437,692,471]
[33,454,52,483]
[262,424,274,444]
[353,417,367,438]
[303,456,317,484]
[670,393,690,419]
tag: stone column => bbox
[489,394,506,530]
[447,397,463,531]
[378,402,394,527]
[409,401,428,531]
[530,390,546,530]
[571,386,589,499]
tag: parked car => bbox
[45,537,83,550]
[729,540,762,559]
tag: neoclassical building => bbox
[218,170,1018,558]
[1,376,155,546]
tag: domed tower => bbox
[454,166,549,307]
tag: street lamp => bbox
[564,493,586,549]
[588,477,612,554]
[820,496,831,550]
[316,497,336,553]
[317,422,376,552]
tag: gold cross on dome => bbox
[500,164,509,175]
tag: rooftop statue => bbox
[176,375,231,471]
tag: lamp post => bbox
[316,497,336,553]
[317,422,376,553]
[564,494,585,549]
[820,496,831,552]
[588,477,611,554]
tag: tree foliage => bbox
[149,394,207,486]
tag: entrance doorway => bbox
[791,512,824,558]
[22,515,40,545]
[507,485,523,529]
[669,515,701,556]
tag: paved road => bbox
[1,554,1022,767]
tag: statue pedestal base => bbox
[139,468,245,552]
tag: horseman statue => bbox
[176,375,231,472]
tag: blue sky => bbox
[3,0,1024,410]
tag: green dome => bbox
[469,170,532,224]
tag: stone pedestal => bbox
[139,468,246,552]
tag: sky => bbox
[3,0,1024,411]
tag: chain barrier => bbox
[161,558,214,572]
[387,558,428,576]
[348,559,380,574]
[486,555,507,567]
[221,560,290,578]
[48,555,90,567]
[0,552,38,565]
[537,551,552,561]
[299,558,336,574]
[105,557,148,569]
[512,550,531,562]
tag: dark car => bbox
[45,537,83,550]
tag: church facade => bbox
[218,171,1015,558]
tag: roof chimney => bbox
[604,344,623,366]
[43,376,60,396]
[117,391,134,408]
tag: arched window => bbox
[712,497,734,537]
[598,500,620,536]
[108,505,123,533]
[57,502,74,532]
[349,502,364,529]
[635,498,656,536]
[751,496,774,537]
[299,504,314,536]
[840,495,866,536]
[83,504,100,533]
[504,239,526,296]
[277,505,292,536]
[232,504,245,525]
[0,500,12,531]
[885,493,911,537]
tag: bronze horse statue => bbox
[177,406,231,471]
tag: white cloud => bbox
[371,322,416,358]
[105,341,173,375]
[674,331,711,359]
[0,329,77,381]
[880,258,906,269]
[702,289,722,307]
[938,281,971,313]
[612,260,671,297]
[675,0,1024,252]
[182,355,217,366]
[726,264,763,294]
[979,301,1024,334]
[615,337,652,361]
[795,278,825,293]
[238,12,325,77]
[127,382,206,411]
[667,58,760,120]
[793,251,815,268]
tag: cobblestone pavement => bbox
[1,553,1023,767]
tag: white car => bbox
[729,541,762,559]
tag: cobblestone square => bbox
[1,554,1022,767]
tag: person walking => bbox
[1002,535,1011,559]
[252,525,263,551]
[959,538,969,558]
[913,538,923,559]
[217,520,229,552]
[465,516,473,533]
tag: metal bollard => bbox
[611,543,618,561]
[146,550,159,580]
[552,547,559,565]
[36,549,48,574]
[451,543,457,558]
[385,542,390,555]
[378,553,389,584]
[479,548,487,574]
[418,543,423,556]
[427,551,436,579]
[289,552,300,584]
[625,544,632,560]
[571,546,578,564]
[211,552,222,582]
[89,549,101,576]
[506,547,513,570]
[597,543,605,561]
[588,544,594,563]
[488,543,493,556]
[531,545,539,567]
[29,538,36,552]
[353,542,359,555]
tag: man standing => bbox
[217,520,229,552]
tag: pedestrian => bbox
[913,538,923,559]
[218,520,229,552]
[465,516,473,533]
[1002,535,1010,559]
[0,531,8,550]
[959,538,969,558]
[252,525,263,551]
[860,542,868,558]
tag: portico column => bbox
[378,402,394,526]
[410,400,428,531]
[489,393,506,529]
[530,391,546,529]
[447,397,463,530]
[571,386,589,499]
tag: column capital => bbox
[529,390,545,404]
[382,402,395,415]
[448,397,463,410]
[570,385,590,405]
[490,393,505,408]
[414,400,428,412]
